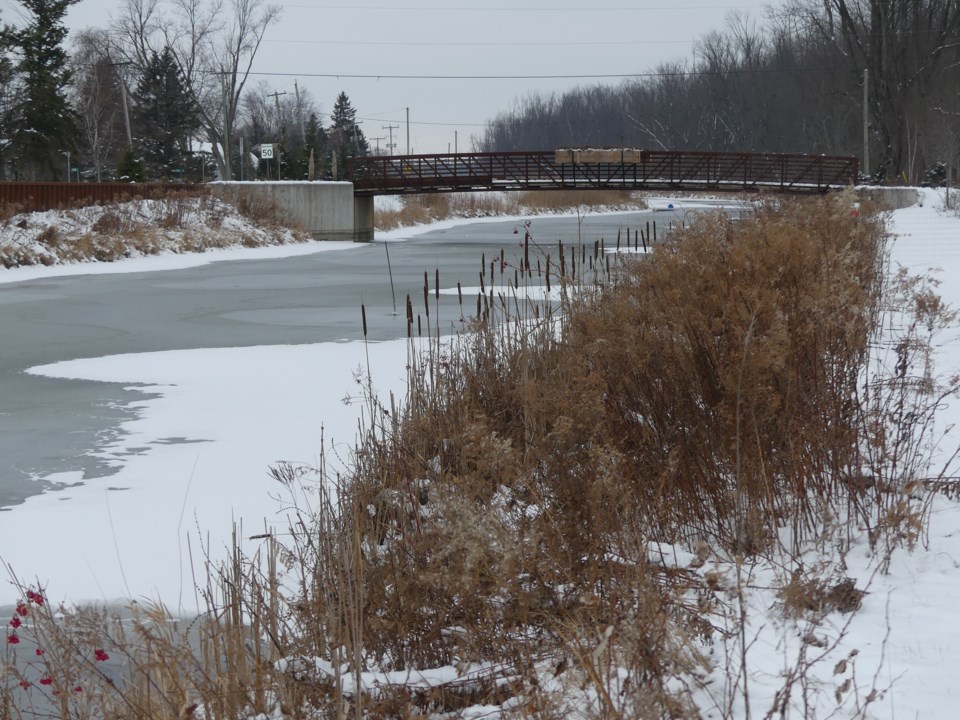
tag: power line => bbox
[235,65,856,81]
[281,3,769,10]
[367,116,486,127]
[307,107,487,128]
[264,38,692,47]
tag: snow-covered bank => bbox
[0,195,346,280]
[0,239,358,285]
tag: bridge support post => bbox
[353,195,375,242]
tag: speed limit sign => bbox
[260,144,274,159]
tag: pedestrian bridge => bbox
[348,149,859,196]
[345,148,858,240]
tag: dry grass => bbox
[3,194,955,718]
[374,189,645,230]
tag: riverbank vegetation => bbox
[0,191,311,269]
[3,194,958,718]
[373,189,647,231]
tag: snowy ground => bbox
[1,190,959,717]
[0,195,320,271]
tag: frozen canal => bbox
[0,210,677,510]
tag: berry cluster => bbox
[7,588,110,696]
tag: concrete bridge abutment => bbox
[210,181,372,241]
[353,195,375,242]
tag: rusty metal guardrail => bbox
[349,150,859,196]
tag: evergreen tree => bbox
[0,17,18,179]
[328,91,367,179]
[114,145,145,182]
[132,47,199,180]
[7,0,80,180]
[330,91,356,130]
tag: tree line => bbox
[0,0,370,182]
[476,1,960,185]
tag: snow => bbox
[3,340,410,611]
[0,239,358,285]
[2,189,960,717]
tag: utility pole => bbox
[268,90,288,180]
[454,130,458,154]
[863,67,869,181]
[406,107,410,155]
[268,90,288,134]
[294,80,306,145]
[371,136,386,155]
[353,122,364,155]
[221,68,232,180]
[382,123,398,155]
[108,60,133,148]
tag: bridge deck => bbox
[349,150,858,196]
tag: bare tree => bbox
[781,0,960,180]
[112,0,280,179]
[70,28,126,181]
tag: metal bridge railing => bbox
[349,150,859,196]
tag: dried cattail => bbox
[406,294,413,337]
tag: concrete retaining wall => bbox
[210,181,360,241]
[857,186,920,211]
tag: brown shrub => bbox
[779,572,866,616]
[0,201,24,223]
[517,188,643,211]
[237,194,279,224]
[92,211,125,234]
[319,194,892,687]
[34,225,62,248]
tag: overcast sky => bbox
[4,0,781,154]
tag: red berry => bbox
[9,617,21,628]
[7,634,20,644]
[94,648,110,662]
[39,677,52,686]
